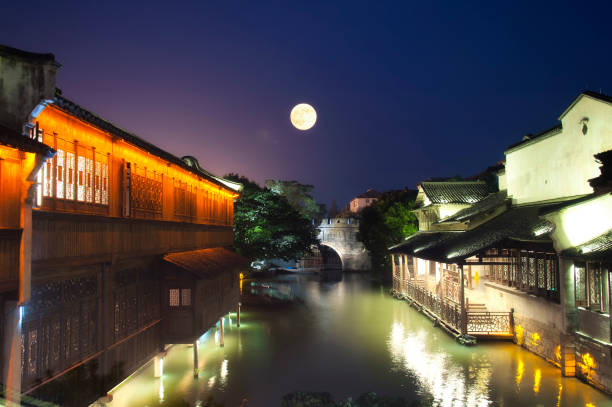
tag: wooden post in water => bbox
[237,302,241,327]
[219,317,225,347]
[154,355,163,378]
[193,341,199,378]
[459,263,467,336]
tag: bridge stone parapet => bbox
[318,217,371,271]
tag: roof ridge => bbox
[52,94,240,192]
[421,180,486,185]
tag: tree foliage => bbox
[226,174,320,261]
[358,189,418,275]
[265,179,326,223]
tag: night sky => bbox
[3,1,612,208]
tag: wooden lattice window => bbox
[66,151,75,200]
[56,149,65,199]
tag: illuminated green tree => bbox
[358,189,418,276]
[225,174,319,261]
[265,179,326,223]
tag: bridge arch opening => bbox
[319,244,342,270]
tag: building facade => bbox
[390,91,612,393]
[0,45,244,406]
[349,189,382,213]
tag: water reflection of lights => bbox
[388,322,491,407]
[220,359,229,384]
[516,359,524,391]
[158,376,164,402]
[208,375,217,388]
[533,368,541,394]
[556,383,562,407]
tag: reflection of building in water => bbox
[0,45,245,405]
[390,91,612,393]
[388,321,492,406]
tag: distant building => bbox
[349,189,382,212]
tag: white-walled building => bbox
[390,91,612,392]
[349,189,382,212]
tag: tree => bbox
[265,180,326,223]
[225,174,319,261]
[358,189,418,276]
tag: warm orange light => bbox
[582,353,596,369]
[533,368,541,394]
[555,345,561,361]
[515,325,524,345]
[515,359,524,390]
[531,332,541,345]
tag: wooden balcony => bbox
[31,210,233,267]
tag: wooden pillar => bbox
[219,318,224,347]
[391,254,397,290]
[400,255,406,290]
[459,263,467,335]
[154,355,163,378]
[468,264,473,289]
[2,302,22,405]
[193,341,199,378]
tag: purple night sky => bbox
[3,1,612,208]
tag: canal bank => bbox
[101,273,611,407]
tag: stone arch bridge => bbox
[317,217,371,271]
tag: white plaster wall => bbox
[483,282,564,329]
[498,170,507,191]
[505,96,612,204]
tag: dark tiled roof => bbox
[506,123,562,151]
[438,191,509,223]
[0,44,58,65]
[163,247,248,278]
[0,124,56,158]
[390,203,557,262]
[561,230,612,261]
[356,189,382,199]
[582,90,612,105]
[420,181,489,204]
[53,94,238,192]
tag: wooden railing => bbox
[403,280,513,338]
[467,311,513,336]
[405,281,461,333]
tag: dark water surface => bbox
[106,273,612,407]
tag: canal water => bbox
[105,273,612,407]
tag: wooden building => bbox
[0,45,245,405]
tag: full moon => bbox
[290,103,317,130]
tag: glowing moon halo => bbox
[290,103,317,130]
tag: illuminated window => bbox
[77,156,85,201]
[181,288,191,306]
[56,149,65,199]
[85,157,93,203]
[43,160,53,197]
[169,289,180,307]
[66,152,75,200]
[575,263,588,307]
[102,163,108,205]
[94,161,101,204]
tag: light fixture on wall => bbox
[580,117,589,135]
